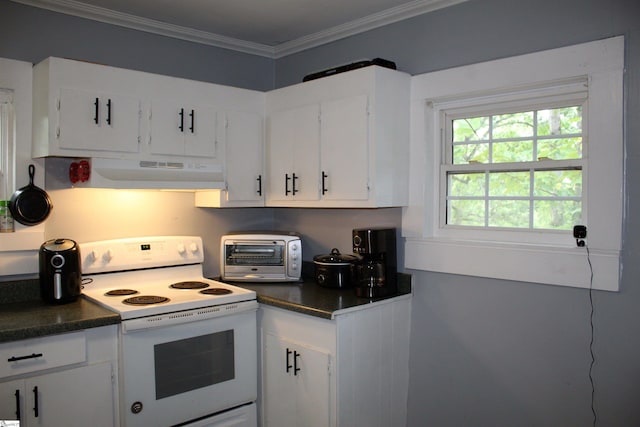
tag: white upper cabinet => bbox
[149,102,220,158]
[33,57,142,158]
[266,66,410,208]
[32,58,265,189]
[146,74,225,160]
[267,104,320,203]
[195,109,266,207]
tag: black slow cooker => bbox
[313,248,360,288]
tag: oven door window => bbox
[225,242,284,266]
[154,330,234,399]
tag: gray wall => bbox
[1,0,639,425]
[275,0,640,426]
[0,1,274,91]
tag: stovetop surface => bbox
[82,264,256,320]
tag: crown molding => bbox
[11,0,466,59]
[273,0,467,58]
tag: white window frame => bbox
[0,57,44,278]
[402,37,624,291]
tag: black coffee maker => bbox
[352,228,397,298]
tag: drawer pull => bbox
[8,352,43,362]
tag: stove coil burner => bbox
[200,288,233,296]
[122,295,170,305]
[170,281,210,290]
[105,289,139,296]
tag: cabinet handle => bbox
[189,109,195,133]
[94,97,99,124]
[257,175,262,196]
[293,350,301,376]
[179,108,185,132]
[33,386,39,418]
[106,98,112,125]
[285,174,291,196]
[8,352,43,362]
[322,171,328,195]
[14,389,21,421]
[292,173,299,195]
[286,348,293,373]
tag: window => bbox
[0,57,43,278]
[1,89,16,202]
[442,88,586,232]
[403,37,624,291]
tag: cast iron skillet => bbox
[9,164,53,226]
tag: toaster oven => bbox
[221,232,302,282]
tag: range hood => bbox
[44,157,226,190]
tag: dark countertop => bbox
[228,272,412,320]
[0,279,120,343]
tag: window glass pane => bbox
[534,200,582,229]
[489,200,530,228]
[448,173,485,196]
[492,111,533,139]
[448,199,485,226]
[537,137,582,160]
[154,330,235,399]
[453,143,489,164]
[493,140,534,163]
[445,102,583,231]
[489,172,530,197]
[537,106,582,136]
[533,170,582,197]
[453,116,490,142]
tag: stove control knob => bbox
[102,249,113,263]
[189,242,199,253]
[86,250,97,264]
[177,243,186,254]
[131,401,143,414]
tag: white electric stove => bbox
[80,236,258,427]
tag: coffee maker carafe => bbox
[353,228,397,298]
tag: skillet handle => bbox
[28,164,35,185]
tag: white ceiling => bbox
[12,0,466,58]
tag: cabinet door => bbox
[263,332,331,427]
[58,87,140,153]
[24,362,115,427]
[150,103,219,158]
[0,379,23,423]
[320,95,370,201]
[225,111,264,202]
[267,105,320,203]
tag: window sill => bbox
[404,237,619,291]
[0,227,44,277]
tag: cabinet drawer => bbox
[0,331,86,378]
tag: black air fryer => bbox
[39,238,81,304]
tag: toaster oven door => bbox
[223,241,287,281]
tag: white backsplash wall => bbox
[44,188,274,278]
[272,207,403,265]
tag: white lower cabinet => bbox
[263,332,331,427]
[0,326,118,427]
[0,362,115,426]
[259,295,411,427]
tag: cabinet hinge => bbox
[56,126,60,139]
[56,98,61,111]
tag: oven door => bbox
[119,306,257,427]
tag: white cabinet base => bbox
[259,295,411,427]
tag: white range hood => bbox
[45,157,226,190]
